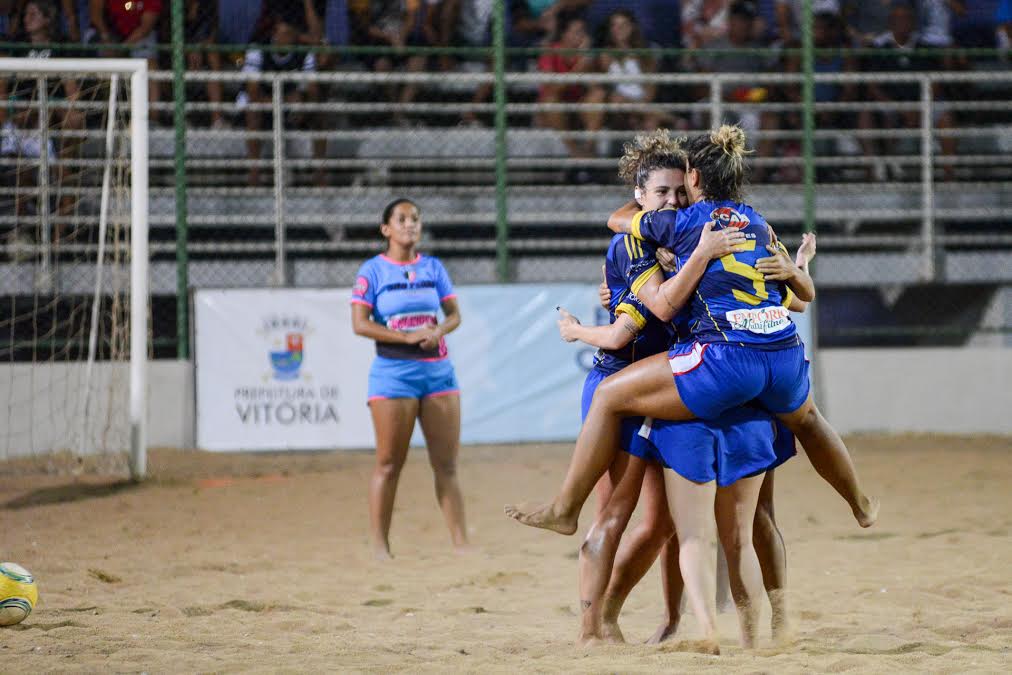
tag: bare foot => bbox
[600,619,625,644]
[646,620,680,645]
[454,542,475,555]
[855,495,880,528]
[504,501,578,535]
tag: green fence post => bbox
[171,0,189,358]
[801,0,815,236]
[493,0,509,282]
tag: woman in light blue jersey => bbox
[351,199,468,560]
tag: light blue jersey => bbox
[351,253,456,361]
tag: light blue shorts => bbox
[367,356,459,401]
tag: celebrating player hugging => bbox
[507,125,881,651]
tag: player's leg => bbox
[506,353,695,534]
[600,462,681,643]
[761,345,878,528]
[776,393,878,527]
[418,392,469,551]
[368,397,420,559]
[593,449,629,521]
[753,469,791,642]
[577,453,646,644]
[714,473,766,648]
[664,470,720,653]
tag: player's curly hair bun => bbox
[685,124,751,202]
[617,129,687,188]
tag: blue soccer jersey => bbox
[595,233,675,375]
[351,253,456,360]
[631,200,798,347]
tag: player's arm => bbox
[634,222,748,321]
[783,232,817,312]
[756,228,816,303]
[557,307,639,351]
[350,303,426,345]
[608,201,679,244]
[415,297,461,351]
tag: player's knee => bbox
[593,378,627,414]
[375,458,404,480]
[430,458,457,479]
[580,524,608,559]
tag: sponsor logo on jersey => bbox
[710,207,750,230]
[404,268,417,283]
[725,306,791,334]
[386,311,438,332]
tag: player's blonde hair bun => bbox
[710,124,748,160]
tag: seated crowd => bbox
[0,0,1009,184]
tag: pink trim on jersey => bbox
[350,298,373,308]
[380,253,422,266]
[440,293,457,302]
[367,395,388,402]
[669,343,708,376]
[417,355,449,363]
[425,388,460,399]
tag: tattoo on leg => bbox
[582,600,593,610]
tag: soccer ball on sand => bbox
[0,562,38,626]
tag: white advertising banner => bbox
[194,289,373,451]
[195,286,813,451]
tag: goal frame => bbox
[0,57,149,479]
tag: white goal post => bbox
[0,58,149,479]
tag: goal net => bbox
[0,58,149,478]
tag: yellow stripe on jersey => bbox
[630,211,647,240]
[733,288,763,306]
[696,289,729,342]
[630,263,660,296]
[623,234,633,261]
[615,302,647,329]
[782,286,796,308]
[635,238,644,257]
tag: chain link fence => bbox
[2,0,1010,356]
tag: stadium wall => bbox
[0,347,1008,461]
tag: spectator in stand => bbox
[0,0,84,223]
[841,0,892,45]
[781,11,860,169]
[349,0,430,125]
[89,0,162,119]
[999,0,1012,52]
[258,0,323,45]
[430,0,498,125]
[242,15,325,186]
[773,0,839,44]
[217,0,264,46]
[1,0,80,40]
[535,12,596,157]
[586,0,681,48]
[184,0,225,129]
[510,0,591,53]
[583,10,660,146]
[858,0,956,180]
[696,1,779,164]
[681,0,728,50]
[918,0,966,46]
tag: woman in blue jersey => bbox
[351,199,468,560]
[507,126,878,645]
[553,131,800,648]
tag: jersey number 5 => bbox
[719,241,768,306]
